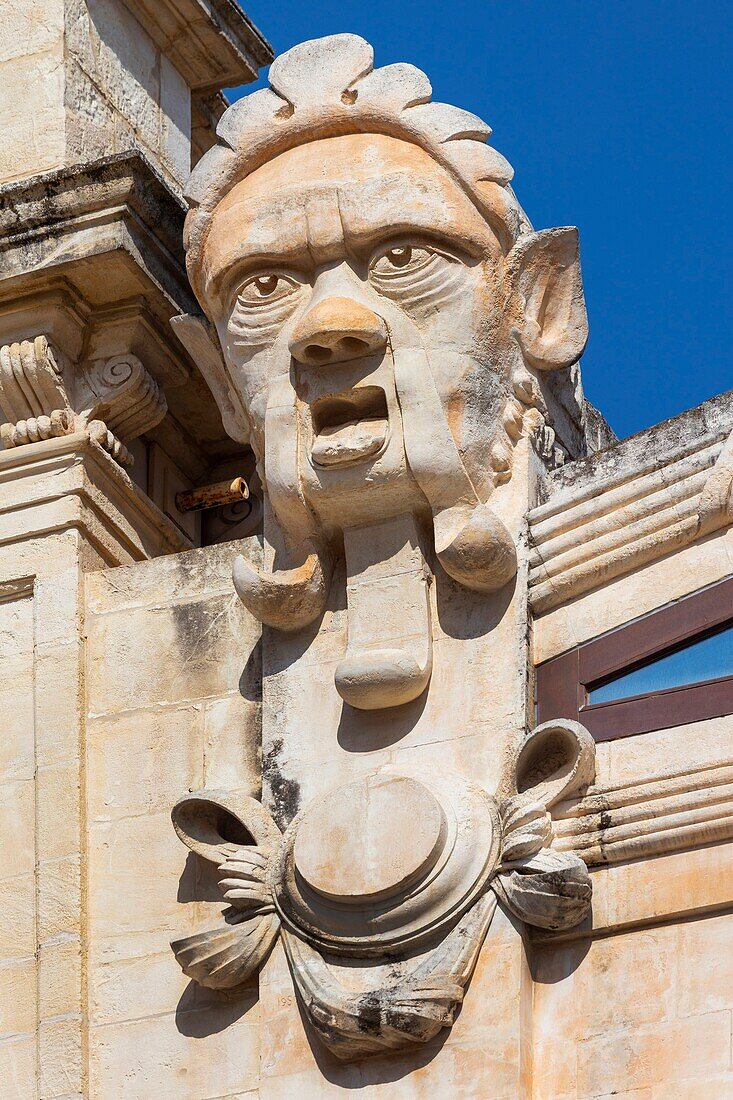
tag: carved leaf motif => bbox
[217,847,274,912]
[492,849,592,931]
[171,911,280,990]
[282,893,497,1060]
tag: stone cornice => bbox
[121,0,273,93]
[0,152,197,315]
[529,391,733,613]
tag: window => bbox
[536,576,733,742]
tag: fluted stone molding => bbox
[530,419,733,614]
[0,335,166,467]
[170,719,595,1060]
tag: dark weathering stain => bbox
[262,738,301,830]
[170,600,210,645]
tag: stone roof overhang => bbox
[121,0,274,93]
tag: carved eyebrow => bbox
[345,223,485,262]
[207,247,312,309]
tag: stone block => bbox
[87,704,205,821]
[34,642,83,765]
[576,1011,731,1095]
[203,694,261,794]
[676,912,733,1016]
[0,658,34,782]
[533,926,675,1042]
[0,0,63,65]
[0,958,36,1039]
[37,854,81,942]
[39,1016,83,1099]
[0,48,65,184]
[83,0,161,157]
[90,949,189,1027]
[37,762,82,862]
[160,55,190,182]
[39,938,82,1021]
[86,593,252,715]
[0,779,35,881]
[88,813,221,939]
[0,1035,35,1097]
[0,874,35,961]
[89,1007,260,1100]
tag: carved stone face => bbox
[182,33,589,706]
[201,132,516,529]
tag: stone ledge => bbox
[533,838,733,943]
[122,0,273,93]
[542,388,733,504]
[0,432,192,564]
[529,390,733,612]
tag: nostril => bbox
[338,337,370,356]
[305,345,332,363]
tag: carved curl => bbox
[492,719,596,931]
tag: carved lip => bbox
[310,386,389,469]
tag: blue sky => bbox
[227,1,732,441]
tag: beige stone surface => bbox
[533,914,733,1098]
[534,522,733,664]
[84,540,262,1097]
[0,0,271,189]
[2,11,732,1098]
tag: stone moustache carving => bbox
[171,719,595,1059]
[0,334,166,467]
[174,33,589,710]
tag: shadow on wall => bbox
[336,688,429,752]
[176,978,259,1037]
[529,932,592,985]
[175,853,262,1037]
[435,560,517,642]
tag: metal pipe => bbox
[175,476,249,514]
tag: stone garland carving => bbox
[175,33,589,712]
[0,335,166,467]
[171,719,595,1060]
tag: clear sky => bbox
[227,1,732,441]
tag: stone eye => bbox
[237,273,297,306]
[370,245,434,278]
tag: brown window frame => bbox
[536,575,733,742]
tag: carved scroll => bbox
[0,335,167,468]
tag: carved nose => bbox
[289,297,387,366]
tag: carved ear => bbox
[171,313,250,443]
[509,228,588,372]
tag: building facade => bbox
[1,6,732,1099]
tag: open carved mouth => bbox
[310,386,389,469]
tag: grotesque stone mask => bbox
[176,33,589,709]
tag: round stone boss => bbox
[292,773,447,902]
[270,767,500,956]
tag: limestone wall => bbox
[0,0,66,183]
[84,540,262,1099]
[0,0,190,188]
[533,914,733,1098]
